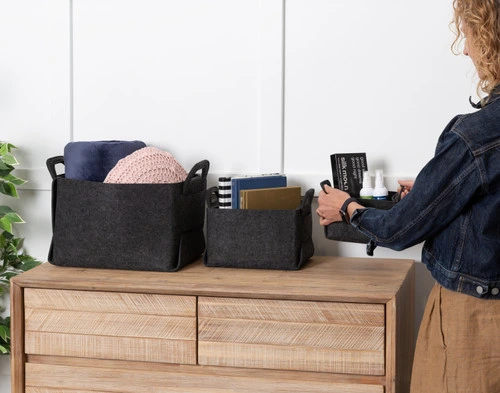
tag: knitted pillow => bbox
[104,147,188,184]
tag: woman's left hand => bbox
[316,184,352,226]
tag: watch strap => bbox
[340,197,358,224]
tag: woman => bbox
[316,1,500,392]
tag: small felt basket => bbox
[204,187,315,270]
[46,156,209,272]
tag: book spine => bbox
[231,178,240,209]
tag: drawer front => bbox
[24,288,197,364]
[25,362,384,393]
[198,297,385,375]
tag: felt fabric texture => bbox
[104,147,188,184]
[48,160,209,272]
[204,189,314,270]
[64,140,146,182]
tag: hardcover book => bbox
[240,186,301,210]
[330,153,368,197]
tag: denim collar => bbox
[469,85,500,109]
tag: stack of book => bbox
[218,174,301,210]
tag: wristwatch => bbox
[339,197,357,224]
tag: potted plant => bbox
[0,142,41,354]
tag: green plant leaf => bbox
[1,153,19,166]
[0,207,24,222]
[0,231,13,241]
[0,220,23,236]
[0,144,8,156]
[9,236,22,249]
[0,219,13,234]
[0,142,16,155]
[0,206,20,215]
[19,259,41,271]
[4,173,26,186]
[0,324,9,342]
[0,161,14,178]
[0,180,18,198]
[0,211,24,234]
[1,272,19,281]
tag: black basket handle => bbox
[320,179,331,193]
[183,160,210,195]
[206,186,219,208]
[300,188,315,216]
[46,156,65,180]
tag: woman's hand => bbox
[316,184,353,226]
[398,180,414,199]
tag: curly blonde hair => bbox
[452,0,500,96]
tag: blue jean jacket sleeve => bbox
[350,122,483,251]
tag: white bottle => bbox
[373,169,388,200]
[359,171,374,199]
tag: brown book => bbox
[240,186,301,210]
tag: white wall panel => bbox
[73,0,282,176]
[284,0,475,191]
[0,1,68,386]
[0,0,70,188]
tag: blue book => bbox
[231,174,287,209]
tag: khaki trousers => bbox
[411,283,500,393]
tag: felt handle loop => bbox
[46,156,65,180]
[206,186,219,208]
[300,188,315,216]
[183,159,210,195]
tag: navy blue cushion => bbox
[64,140,146,182]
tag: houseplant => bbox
[0,142,41,354]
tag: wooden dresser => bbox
[10,256,414,393]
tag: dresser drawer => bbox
[25,361,384,393]
[198,297,386,375]
[24,288,197,364]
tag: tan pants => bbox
[411,283,500,393]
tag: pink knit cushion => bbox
[104,147,188,184]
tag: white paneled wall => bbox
[0,0,70,180]
[1,1,475,390]
[72,0,284,176]
[284,0,475,189]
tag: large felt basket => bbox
[204,188,315,270]
[46,156,209,272]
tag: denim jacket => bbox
[350,93,500,299]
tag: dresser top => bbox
[12,256,414,303]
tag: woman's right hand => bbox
[398,180,414,199]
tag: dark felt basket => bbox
[324,194,396,244]
[204,187,315,270]
[46,156,209,272]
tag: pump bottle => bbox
[373,169,388,200]
[359,171,374,199]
